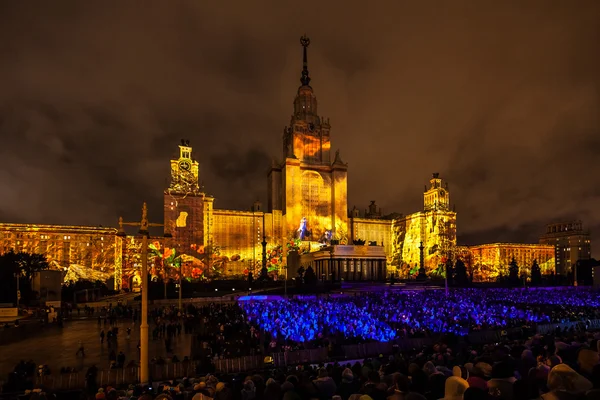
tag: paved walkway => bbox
[0,319,192,377]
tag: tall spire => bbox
[300,35,311,86]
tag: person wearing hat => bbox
[241,379,256,400]
[193,382,213,400]
[313,368,337,399]
[487,362,515,400]
[339,368,360,400]
[577,348,599,379]
[387,373,410,400]
[441,376,469,400]
[542,364,593,400]
[466,365,488,391]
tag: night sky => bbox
[0,2,599,254]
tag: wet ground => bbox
[0,318,192,377]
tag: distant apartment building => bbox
[539,221,591,276]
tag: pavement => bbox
[0,318,193,378]
[0,315,29,323]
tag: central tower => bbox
[268,36,349,243]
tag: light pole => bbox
[444,263,449,296]
[261,213,267,276]
[284,264,288,297]
[179,268,183,310]
[118,203,170,384]
[14,273,20,308]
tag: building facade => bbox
[467,243,555,282]
[299,245,387,282]
[268,36,348,247]
[391,174,457,278]
[539,221,591,276]
[0,223,122,287]
[0,36,577,287]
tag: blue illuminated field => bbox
[238,288,600,342]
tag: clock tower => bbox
[168,140,200,194]
[423,173,450,212]
[164,140,214,267]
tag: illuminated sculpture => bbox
[319,229,333,245]
[297,217,311,240]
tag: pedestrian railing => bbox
[33,318,600,389]
[35,368,138,390]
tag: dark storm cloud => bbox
[0,1,599,255]
[209,147,271,181]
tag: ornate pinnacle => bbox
[300,35,310,48]
[300,35,311,86]
[140,202,149,234]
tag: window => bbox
[301,171,330,236]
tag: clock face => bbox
[439,189,446,197]
[179,160,191,171]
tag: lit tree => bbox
[149,241,182,281]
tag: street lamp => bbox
[118,202,171,385]
[14,273,20,308]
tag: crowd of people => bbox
[5,287,600,400]
[12,328,600,400]
[240,288,600,342]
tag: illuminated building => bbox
[539,221,591,276]
[163,140,213,263]
[391,174,457,278]
[0,36,571,286]
[211,204,281,272]
[120,234,163,291]
[299,245,387,281]
[163,141,283,274]
[467,243,555,282]
[347,201,397,271]
[0,223,122,288]
[268,35,348,246]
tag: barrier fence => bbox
[34,364,200,391]
[33,318,600,389]
[214,338,433,373]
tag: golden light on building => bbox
[0,37,568,286]
[391,174,457,278]
[467,243,555,282]
[0,223,122,289]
